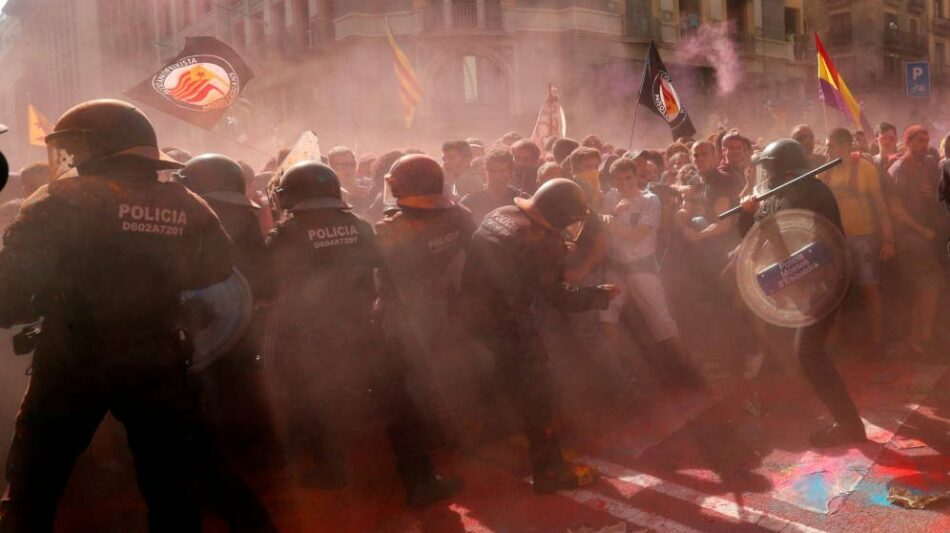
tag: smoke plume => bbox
[677,21,743,96]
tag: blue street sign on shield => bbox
[906,61,930,97]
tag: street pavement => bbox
[49,354,949,532]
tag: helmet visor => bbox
[46,129,97,179]
[561,219,586,243]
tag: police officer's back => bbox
[0,99,231,533]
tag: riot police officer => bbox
[174,154,277,532]
[461,178,619,493]
[738,139,866,448]
[374,155,477,446]
[266,161,460,507]
[0,99,233,532]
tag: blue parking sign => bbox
[906,61,930,97]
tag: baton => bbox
[718,158,843,220]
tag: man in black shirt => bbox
[461,147,528,223]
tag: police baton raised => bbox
[718,157,843,220]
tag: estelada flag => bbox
[125,36,254,129]
[27,104,52,146]
[637,41,696,140]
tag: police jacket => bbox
[0,173,233,328]
[265,206,378,325]
[374,205,475,304]
[206,201,272,299]
[461,205,611,337]
[737,176,843,238]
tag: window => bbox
[937,41,946,65]
[884,12,897,32]
[462,55,478,103]
[910,18,919,34]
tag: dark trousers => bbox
[795,315,863,430]
[276,326,435,489]
[0,328,200,533]
[477,330,564,476]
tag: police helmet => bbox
[753,139,807,179]
[177,154,259,209]
[45,99,183,178]
[276,161,350,211]
[387,154,453,210]
[515,178,589,240]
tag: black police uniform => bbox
[460,185,528,224]
[375,204,476,440]
[461,205,610,480]
[0,171,232,533]
[738,177,865,436]
[266,206,438,493]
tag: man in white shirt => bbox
[600,158,701,390]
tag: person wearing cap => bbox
[266,160,461,506]
[0,99,233,532]
[738,138,867,449]
[886,125,945,361]
[375,154,477,449]
[460,178,619,494]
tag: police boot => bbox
[532,462,597,494]
[406,475,463,508]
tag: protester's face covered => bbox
[691,143,717,174]
[877,130,898,154]
[328,153,357,183]
[442,149,470,179]
[907,132,930,158]
[571,154,601,189]
[486,159,513,188]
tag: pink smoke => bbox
[677,21,743,96]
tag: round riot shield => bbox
[736,209,852,328]
[181,268,253,373]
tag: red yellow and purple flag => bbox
[815,33,872,134]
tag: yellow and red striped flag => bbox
[27,103,52,146]
[386,21,422,128]
[815,33,872,134]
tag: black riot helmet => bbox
[753,139,808,188]
[515,178,589,241]
[386,154,453,209]
[176,154,259,209]
[276,161,350,211]
[45,99,183,178]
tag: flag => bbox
[27,104,52,146]
[815,33,872,134]
[530,83,567,147]
[637,42,696,140]
[125,36,254,129]
[386,22,422,128]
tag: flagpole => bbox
[628,48,650,150]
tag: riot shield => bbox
[181,268,254,373]
[736,209,851,328]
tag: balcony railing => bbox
[907,0,925,14]
[625,16,661,41]
[729,30,755,53]
[934,17,950,35]
[452,1,477,30]
[883,28,927,55]
[423,2,504,31]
